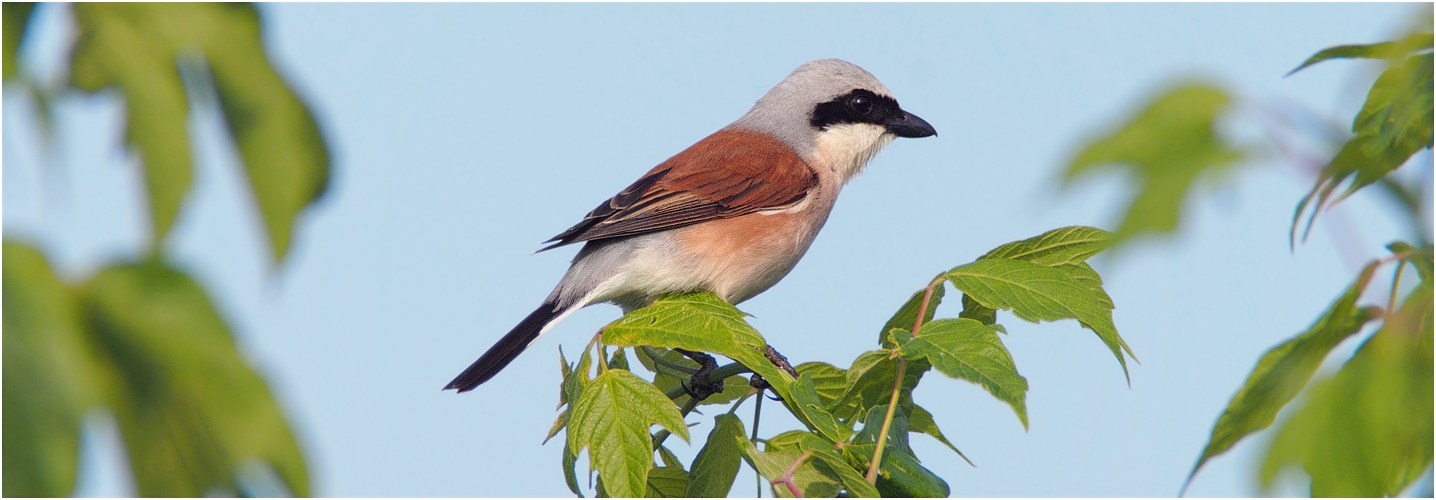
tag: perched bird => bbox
[446,59,936,392]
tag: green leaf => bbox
[907,403,974,466]
[739,432,876,498]
[562,442,584,497]
[1287,32,1433,76]
[855,405,912,459]
[979,225,1114,266]
[608,347,629,371]
[81,260,308,496]
[834,350,930,422]
[1061,83,1243,245]
[602,292,797,403]
[1184,260,1382,490]
[547,345,594,445]
[568,369,689,498]
[68,4,330,261]
[2,242,103,497]
[794,362,847,409]
[1293,53,1433,244]
[645,467,688,498]
[69,4,194,246]
[1260,285,1433,496]
[791,373,851,443]
[200,4,330,263]
[1389,241,1433,284]
[685,414,746,498]
[3,3,36,79]
[945,257,1134,382]
[880,283,945,348]
[893,319,1030,430]
[842,444,951,498]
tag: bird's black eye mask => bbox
[809,89,903,130]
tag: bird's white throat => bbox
[813,123,896,185]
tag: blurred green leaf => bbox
[907,403,973,466]
[1061,84,1242,245]
[945,257,1134,382]
[567,369,688,498]
[2,242,103,497]
[645,467,688,498]
[3,3,36,79]
[685,414,745,498]
[1260,285,1433,496]
[69,4,194,246]
[562,441,584,498]
[893,319,1030,430]
[854,405,912,459]
[67,4,329,261]
[1286,32,1433,76]
[602,292,797,403]
[880,283,945,348]
[81,260,307,496]
[1184,260,1383,490]
[793,432,880,498]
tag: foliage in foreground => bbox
[3,3,327,496]
[1058,8,1431,496]
[548,226,1133,497]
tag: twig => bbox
[866,277,944,484]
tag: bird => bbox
[445,58,936,393]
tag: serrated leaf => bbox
[568,369,689,498]
[562,441,584,497]
[1260,285,1433,497]
[81,261,308,496]
[945,257,1134,382]
[1293,53,1433,244]
[1061,84,1242,245]
[893,319,1030,429]
[855,405,913,459]
[1184,260,1382,490]
[547,345,594,445]
[791,373,851,443]
[602,292,797,403]
[794,433,880,498]
[740,432,875,498]
[842,444,950,498]
[835,350,930,422]
[645,467,688,498]
[794,362,847,409]
[1286,32,1434,76]
[685,414,745,498]
[880,283,945,348]
[980,226,1114,266]
[3,3,36,79]
[907,403,974,466]
[2,242,104,497]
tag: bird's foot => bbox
[675,348,725,401]
[763,344,799,379]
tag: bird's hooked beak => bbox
[884,110,937,138]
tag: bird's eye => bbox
[848,95,873,115]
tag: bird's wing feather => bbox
[541,129,816,251]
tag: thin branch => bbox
[867,277,944,484]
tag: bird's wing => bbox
[540,129,816,251]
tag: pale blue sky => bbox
[4,3,1429,497]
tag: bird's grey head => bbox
[729,59,936,182]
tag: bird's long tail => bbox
[445,301,564,392]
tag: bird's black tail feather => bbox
[445,302,563,392]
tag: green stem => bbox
[866,278,943,484]
[754,392,764,498]
[641,346,698,375]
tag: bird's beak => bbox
[885,110,937,138]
